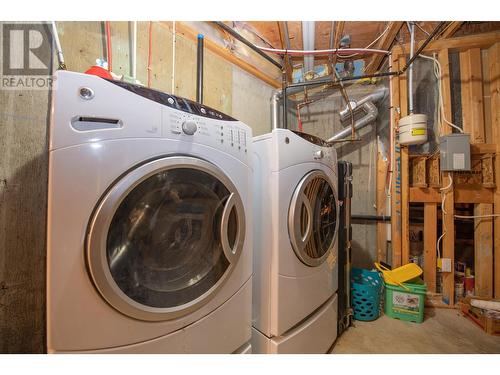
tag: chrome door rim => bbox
[86,156,245,321]
[288,169,339,267]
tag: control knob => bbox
[182,120,197,135]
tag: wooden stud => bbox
[390,53,402,268]
[482,49,493,144]
[412,157,427,187]
[460,48,486,143]
[366,22,404,74]
[460,50,472,135]
[488,42,500,299]
[439,49,455,306]
[424,203,438,293]
[474,204,493,298]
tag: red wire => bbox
[105,21,112,72]
[147,21,153,88]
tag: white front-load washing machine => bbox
[46,71,252,353]
[252,129,339,353]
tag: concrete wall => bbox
[294,83,390,269]
[0,21,274,353]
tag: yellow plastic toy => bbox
[374,262,423,290]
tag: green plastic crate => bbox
[384,278,427,323]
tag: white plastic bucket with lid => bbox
[398,113,428,145]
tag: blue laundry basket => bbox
[350,268,383,321]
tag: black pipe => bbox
[351,214,391,222]
[213,21,283,70]
[196,34,204,104]
[282,70,287,129]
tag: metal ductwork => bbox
[328,87,387,142]
[302,21,315,76]
[271,90,281,130]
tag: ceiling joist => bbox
[365,21,404,74]
[439,21,465,39]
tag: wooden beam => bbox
[440,22,464,39]
[163,22,281,88]
[410,186,494,204]
[366,22,404,74]
[424,203,438,293]
[460,48,486,143]
[439,49,455,306]
[474,204,494,298]
[488,42,500,299]
[471,143,497,154]
[392,30,500,57]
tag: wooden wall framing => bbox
[380,32,500,307]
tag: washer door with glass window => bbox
[288,170,338,267]
[86,156,245,322]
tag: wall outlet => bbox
[440,258,452,272]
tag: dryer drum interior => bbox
[288,170,338,267]
[86,156,246,321]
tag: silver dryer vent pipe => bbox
[328,87,387,142]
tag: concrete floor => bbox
[332,308,500,353]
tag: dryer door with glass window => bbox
[288,169,338,267]
[86,156,245,321]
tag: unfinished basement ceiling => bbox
[244,21,500,64]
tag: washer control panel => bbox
[162,106,250,159]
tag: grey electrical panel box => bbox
[439,133,471,171]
